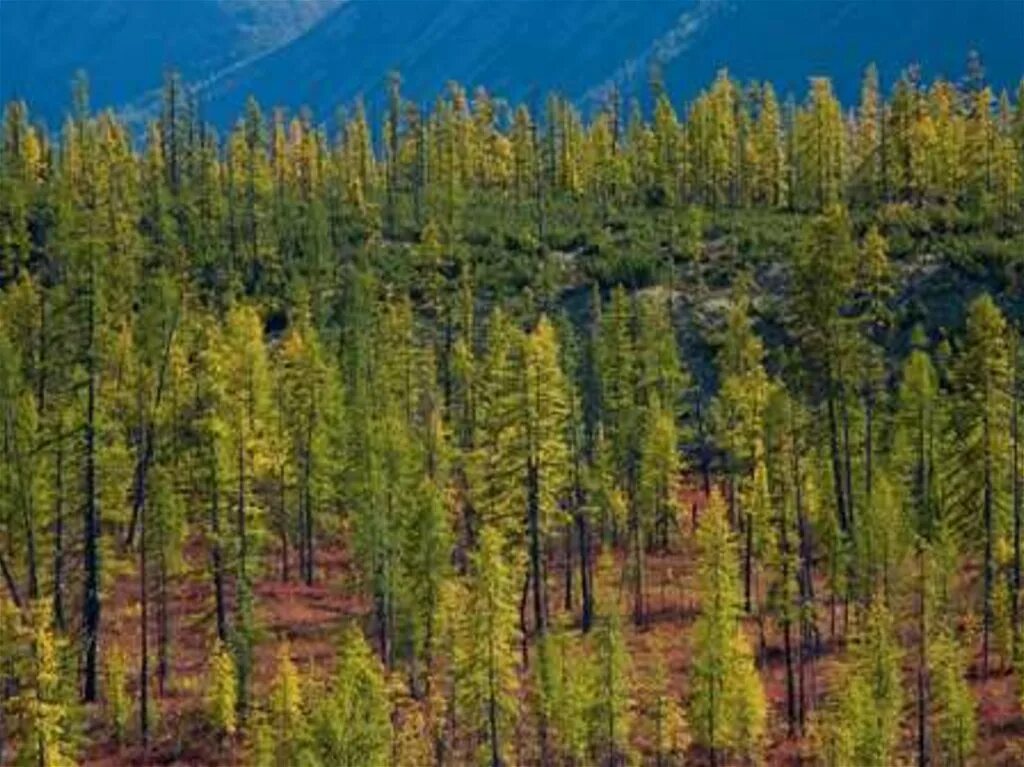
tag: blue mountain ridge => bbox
[1,0,1021,129]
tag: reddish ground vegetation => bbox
[81,485,1023,766]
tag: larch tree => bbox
[819,599,903,767]
[930,628,977,767]
[641,637,690,767]
[9,605,79,767]
[950,294,1010,677]
[542,624,593,765]
[853,64,882,205]
[750,82,788,207]
[470,307,524,541]
[712,281,769,613]
[0,318,42,611]
[521,315,571,638]
[206,638,238,741]
[791,204,858,541]
[456,526,520,767]
[689,490,765,766]
[275,303,334,586]
[894,336,943,765]
[400,469,454,696]
[597,286,638,503]
[215,303,273,716]
[763,382,809,735]
[793,77,846,210]
[266,642,311,765]
[589,554,633,767]
[311,626,392,766]
[635,393,681,581]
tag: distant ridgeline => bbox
[2,0,1023,129]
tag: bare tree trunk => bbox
[303,423,314,585]
[744,503,754,614]
[528,461,547,637]
[780,493,796,735]
[140,478,150,746]
[865,394,874,513]
[840,384,855,532]
[631,498,645,627]
[827,392,848,534]
[488,664,501,767]
[52,431,65,631]
[280,464,289,582]
[563,524,573,613]
[916,547,930,767]
[210,473,228,643]
[578,512,593,633]
[83,243,101,703]
[157,543,169,697]
[0,552,21,611]
[983,410,993,678]
[1013,338,1021,656]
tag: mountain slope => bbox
[2,0,1021,127]
[638,0,1024,107]
[155,0,1024,123]
[193,0,691,124]
[0,0,340,126]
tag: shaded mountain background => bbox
[0,0,342,123]
[2,0,1022,128]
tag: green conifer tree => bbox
[311,626,392,765]
[456,526,520,766]
[689,490,766,766]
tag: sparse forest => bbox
[1,58,1024,765]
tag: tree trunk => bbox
[18,454,38,602]
[534,122,546,246]
[827,392,848,534]
[52,432,65,631]
[528,461,546,637]
[744,505,754,614]
[840,384,855,532]
[303,426,314,585]
[631,498,645,627]
[83,244,101,703]
[124,427,155,550]
[140,478,150,745]
[865,394,874,511]
[578,511,593,633]
[728,471,739,529]
[0,552,22,611]
[797,621,807,733]
[697,396,712,497]
[236,435,252,717]
[157,542,169,698]
[1013,337,1021,656]
[210,474,228,643]
[780,494,796,735]
[982,409,993,678]
[280,465,289,582]
[562,523,572,613]
[916,547,930,767]
[237,441,247,587]
[488,662,501,767]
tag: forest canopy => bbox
[0,58,1023,765]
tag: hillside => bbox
[1,11,1024,767]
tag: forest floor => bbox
[82,487,1024,767]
